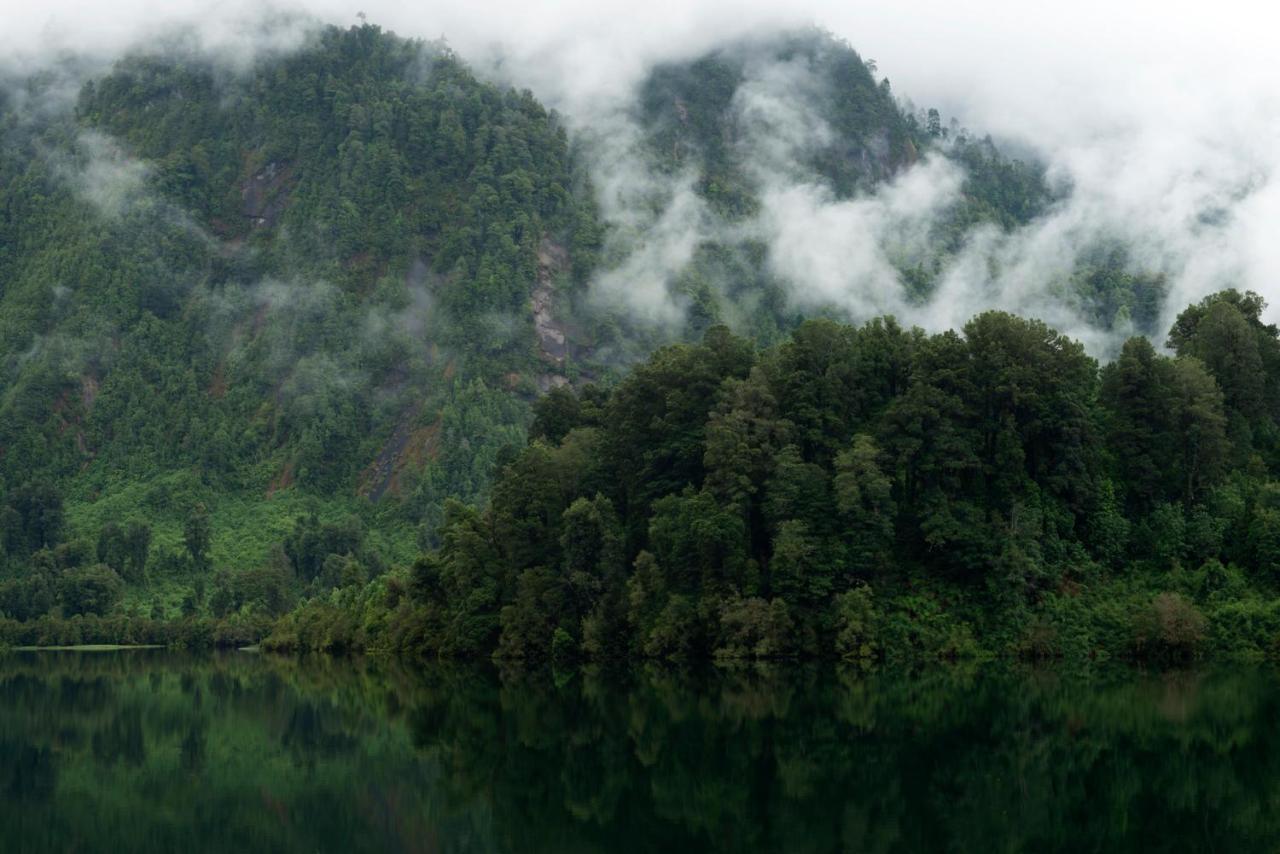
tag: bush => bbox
[1133,592,1207,659]
[550,626,578,665]
[878,593,989,662]
[714,597,796,661]
[833,585,879,661]
[58,564,124,617]
[643,596,700,660]
[1205,597,1280,659]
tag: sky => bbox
[5,0,1275,120]
[2,0,1278,348]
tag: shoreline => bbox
[9,644,167,652]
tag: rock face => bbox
[533,238,571,381]
[533,238,570,363]
[536,373,570,393]
[242,161,293,229]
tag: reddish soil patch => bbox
[359,414,442,502]
[208,362,227,399]
[266,461,295,498]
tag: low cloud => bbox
[3,0,1277,355]
[60,131,151,220]
[757,159,964,320]
[588,170,706,327]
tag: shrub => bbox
[833,585,879,661]
[643,595,700,660]
[1205,597,1280,659]
[1134,592,1207,659]
[714,596,796,661]
[550,626,577,665]
[58,564,124,617]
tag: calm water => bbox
[1,651,1277,853]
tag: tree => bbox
[649,488,748,595]
[96,523,129,576]
[123,521,152,581]
[285,513,364,583]
[496,567,567,660]
[561,495,624,582]
[1167,358,1228,505]
[1168,290,1280,443]
[833,584,879,660]
[4,483,64,556]
[184,504,212,572]
[833,434,896,575]
[769,519,836,609]
[529,385,583,445]
[1100,337,1172,514]
[926,108,942,138]
[1175,301,1264,421]
[1101,338,1228,511]
[605,326,754,542]
[59,564,124,617]
[414,499,504,657]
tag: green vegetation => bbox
[618,29,1148,338]
[0,21,1252,662]
[261,290,1280,664]
[1,23,602,623]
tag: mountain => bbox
[1,24,603,606]
[593,28,1160,347]
[0,22,1175,632]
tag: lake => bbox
[1,650,1276,852]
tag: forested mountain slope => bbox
[589,29,1161,350]
[0,21,1183,635]
[1,24,602,605]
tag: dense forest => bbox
[2,22,1268,663]
[258,290,1280,663]
[1,22,603,614]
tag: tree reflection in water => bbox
[1,650,1277,853]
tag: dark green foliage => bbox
[122,521,151,582]
[284,513,365,584]
[1167,290,1280,465]
[269,291,1280,664]
[182,504,211,573]
[1100,337,1228,513]
[2,20,1276,665]
[528,385,588,445]
[210,551,294,618]
[58,564,124,617]
[0,23,597,611]
[1,484,64,559]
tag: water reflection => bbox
[1,651,1277,853]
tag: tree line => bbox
[263,290,1280,663]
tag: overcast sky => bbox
[3,1,1275,115]
[3,0,1278,340]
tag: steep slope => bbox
[0,21,1172,625]
[0,24,599,603]
[593,29,1160,342]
